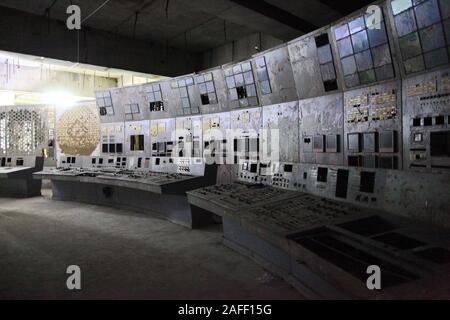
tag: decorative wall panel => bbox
[56,104,100,156]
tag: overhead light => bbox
[42,91,78,108]
[0,91,15,105]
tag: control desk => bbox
[34,155,218,228]
[0,156,44,197]
[187,162,450,299]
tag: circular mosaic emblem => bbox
[56,104,100,155]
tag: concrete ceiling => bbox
[0,0,374,53]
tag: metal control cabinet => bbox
[124,120,150,157]
[170,74,201,117]
[196,67,229,115]
[386,0,450,77]
[174,115,204,175]
[403,68,450,173]
[100,122,125,157]
[299,93,344,166]
[150,118,176,173]
[288,27,342,99]
[144,80,178,120]
[330,1,399,91]
[252,44,298,106]
[262,101,299,164]
[223,60,260,110]
[343,80,402,169]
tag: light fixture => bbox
[42,91,78,108]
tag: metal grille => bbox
[0,106,48,156]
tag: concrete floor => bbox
[0,190,303,300]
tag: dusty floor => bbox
[0,190,303,299]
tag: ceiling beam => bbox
[0,5,202,76]
[228,0,317,33]
[317,0,375,16]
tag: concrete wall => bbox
[200,33,283,69]
[0,6,202,77]
[0,64,117,98]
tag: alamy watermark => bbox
[66,5,81,30]
[366,265,381,290]
[66,265,81,290]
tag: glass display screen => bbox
[441,0,450,19]
[391,0,450,74]
[399,32,422,59]
[335,24,350,40]
[349,16,365,34]
[341,55,357,75]
[355,50,373,71]
[395,8,417,37]
[359,69,376,84]
[375,64,395,81]
[404,55,425,73]
[317,44,333,64]
[444,19,450,43]
[130,135,144,151]
[352,30,370,53]
[371,43,392,67]
[367,23,388,47]
[414,0,441,29]
[347,133,359,152]
[424,48,449,68]
[336,6,394,87]
[419,23,446,52]
[320,62,336,81]
[391,0,413,15]
[345,74,360,88]
[379,131,394,152]
[337,37,354,58]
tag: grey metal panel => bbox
[150,118,176,173]
[230,107,262,132]
[113,84,149,122]
[0,108,4,156]
[402,68,450,173]
[344,80,402,169]
[168,74,201,117]
[230,107,262,176]
[190,159,450,228]
[288,27,342,99]
[100,122,125,157]
[252,44,298,106]
[223,60,260,110]
[124,120,150,157]
[147,79,179,120]
[329,1,400,91]
[299,163,450,228]
[174,115,204,175]
[196,67,229,115]
[383,169,450,228]
[262,101,299,163]
[202,112,231,165]
[175,115,204,156]
[56,154,85,168]
[150,118,176,146]
[299,93,344,166]
[96,88,125,124]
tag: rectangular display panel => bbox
[390,0,450,74]
[334,7,395,88]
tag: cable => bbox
[133,12,139,39]
[82,0,112,23]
